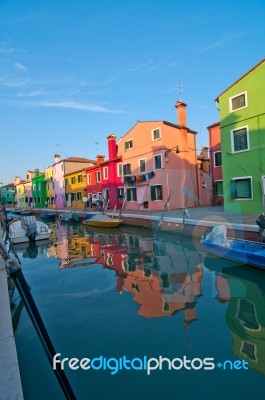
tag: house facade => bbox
[32,169,47,208]
[117,101,207,212]
[208,122,223,205]
[216,59,265,213]
[0,183,15,205]
[85,135,123,209]
[53,154,96,208]
[65,168,87,209]
[45,166,55,207]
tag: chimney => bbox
[175,101,187,127]
[107,134,117,159]
[54,154,60,163]
[96,154,105,164]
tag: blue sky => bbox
[0,0,265,184]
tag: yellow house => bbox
[45,166,55,207]
[65,168,88,209]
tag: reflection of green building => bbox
[32,170,47,208]
[224,269,265,376]
[216,59,265,213]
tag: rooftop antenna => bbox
[178,80,183,101]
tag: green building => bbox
[0,183,15,205]
[216,59,265,214]
[31,169,47,208]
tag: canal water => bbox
[10,220,265,400]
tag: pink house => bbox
[117,101,205,211]
[208,122,223,205]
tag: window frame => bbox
[150,184,163,201]
[152,127,161,141]
[123,163,131,176]
[87,173,91,185]
[124,139,133,150]
[153,154,163,170]
[229,91,248,112]
[230,176,253,200]
[126,187,137,202]
[139,158,146,173]
[117,163,123,177]
[96,171,101,183]
[214,151,222,167]
[103,167,108,180]
[231,125,249,153]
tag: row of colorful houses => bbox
[0,101,212,212]
[1,59,265,213]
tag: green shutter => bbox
[236,179,251,198]
[230,180,237,199]
[150,186,155,200]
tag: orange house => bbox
[117,101,207,211]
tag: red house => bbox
[85,134,123,209]
[208,122,223,205]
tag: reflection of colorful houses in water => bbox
[215,268,265,376]
[48,222,70,267]
[123,237,203,324]
[47,223,203,325]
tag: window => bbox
[213,181,223,196]
[240,341,257,362]
[150,185,163,201]
[139,158,146,173]
[117,163,123,177]
[123,163,131,175]
[125,139,133,150]
[230,177,252,200]
[96,171,101,182]
[214,151,222,167]
[71,176,76,184]
[154,154,162,170]
[117,187,124,199]
[77,192,82,200]
[65,178,69,186]
[231,126,249,152]
[71,193,76,201]
[38,183,42,191]
[87,174,91,185]
[127,188,137,201]
[229,91,247,112]
[103,167,108,180]
[152,128,161,141]
[77,174,82,183]
[237,299,260,331]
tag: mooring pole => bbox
[8,261,77,400]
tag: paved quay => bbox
[111,205,260,239]
[0,242,24,400]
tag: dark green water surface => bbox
[11,221,265,400]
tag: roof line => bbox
[215,58,265,101]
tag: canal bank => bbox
[0,240,24,400]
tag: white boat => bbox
[8,215,52,244]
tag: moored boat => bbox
[8,215,52,244]
[82,214,122,228]
[201,225,265,269]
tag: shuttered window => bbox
[232,127,249,152]
[230,178,252,199]
[150,185,163,201]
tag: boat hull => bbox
[202,240,265,269]
[82,219,122,228]
[11,233,51,244]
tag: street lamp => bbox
[164,145,180,157]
